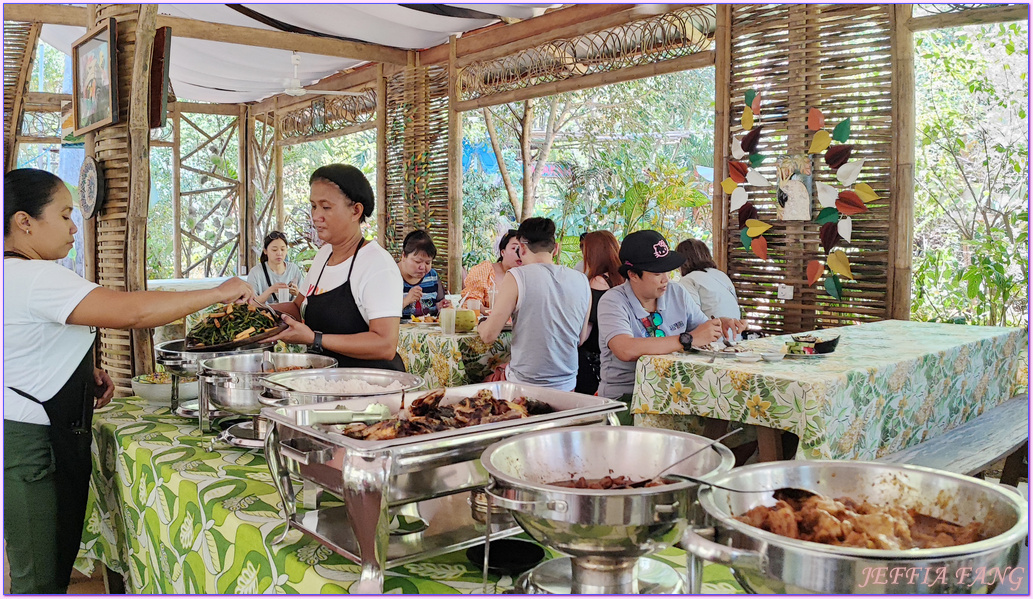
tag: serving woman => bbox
[3,168,254,594]
[398,229,449,318]
[270,164,405,371]
[460,229,522,312]
[247,230,305,304]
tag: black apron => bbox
[5,249,98,588]
[305,239,406,371]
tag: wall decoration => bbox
[72,18,118,136]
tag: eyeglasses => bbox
[640,311,666,337]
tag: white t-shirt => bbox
[677,268,741,320]
[301,240,402,323]
[247,261,306,303]
[4,259,100,425]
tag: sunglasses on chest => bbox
[640,311,666,337]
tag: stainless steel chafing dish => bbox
[683,461,1029,594]
[262,382,624,594]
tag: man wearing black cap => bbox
[596,230,746,413]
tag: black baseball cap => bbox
[619,230,686,276]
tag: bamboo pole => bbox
[447,35,463,293]
[376,63,388,247]
[908,4,1028,31]
[712,6,731,272]
[237,104,248,272]
[83,5,98,286]
[888,4,916,321]
[127,3,158,375]
[274,101,285,232]
[172,103,182,278]
[5,22,42,172]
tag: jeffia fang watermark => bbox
[860,566,1026,591]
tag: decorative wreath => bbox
[721,89,879,300]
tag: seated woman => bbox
[247,231,306,304]
[461,229,522,312]
[575,231,625,395]
[675,238,742,320]
[398,229,449,319]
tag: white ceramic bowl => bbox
[735,353,762,363]
[131,375,199,402]
[760,353,784,362]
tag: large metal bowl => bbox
[155,338,272,377]
[685,460,1029,594]
[198,353,337,415]
[481,426,734,593]
[259,368,425,406]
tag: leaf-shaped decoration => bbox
[808,130,831,155]
[745,88,757,108]
[836,159,865,186]
[807,260,824,286]
[820,221,841,254]
[731,136,747,159]
[815,207,841,225]
[827,249,854,279]
[746,168,771,187]
[745,218,772,237]
[721,177,738,195]
[728,161,749,183]
[738,202,759,230]
[748,153,766,168]
[832,118,852,143]
[730,187,749,210]
[751,235,769,260]
[751,93,762,115]
[808,108,825,131]
[741,127,762,154]
[838,216,853,242]
[741,106,754,131]
[824,274,843,300]
[816,181,838,208]
[825,145,853,170]
[740,228,752,252]
[854,182,880,203]
[836,191,868,216]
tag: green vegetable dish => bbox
[187,303,281,348]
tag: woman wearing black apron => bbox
[270,164,405,370]
[3,168,255,594]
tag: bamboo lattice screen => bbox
[721,4,894,335]
[383,65,452,288]
[247,116,277,266]
[3,20,40,172]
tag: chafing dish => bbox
[683,460,1029,594]
[199,353,337,416]
[258,367,425,406]
[262,382,624,594]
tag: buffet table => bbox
[397,324,512,388]
[632,320,1028,460]
[76,398,742,594]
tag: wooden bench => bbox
[877,395,1028,486]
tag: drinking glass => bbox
[439,307,456,335]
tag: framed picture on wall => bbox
[72,18,118,136]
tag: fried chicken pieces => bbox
[338,389,555,441]
[735,493,983,550]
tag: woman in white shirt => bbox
[3,168,254,594]
[269,164,405,371]
[247,231,305,304]
[675,238,742,320]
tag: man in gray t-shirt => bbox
[597,230,747,403]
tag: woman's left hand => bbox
[271,313,316,345]
[94,368,114,408]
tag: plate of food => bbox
[784,333,839,358]
[185,303,288,351]
[409,315,439,324]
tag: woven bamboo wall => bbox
[720,4,894,334]
[383,65,452,288]
[3,21,40,172]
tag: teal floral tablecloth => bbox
[398,324,512,388]
[631,320,1028,460]
[75,398,742,593]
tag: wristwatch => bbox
[678,332,694,351]
[311,331,324,353]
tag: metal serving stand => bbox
[262,382,624,594]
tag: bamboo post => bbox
[126,3,158,375]
[447,35,463,293]
[274,101,285,232]
[82,6,98,285]
[888,5,916,320]
[712,5,731,272]
[237,104,249,273]
[171,103,182,277]
[376,63,388,247]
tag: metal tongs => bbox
[293,403,392,427]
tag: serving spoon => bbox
[630,428,742,488]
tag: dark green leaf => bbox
[740,228,751,252]
[744,89,757,107]
[824,274,843,300]
[815,207,841,225]
[831,118,851,143]
[748,153,766,167]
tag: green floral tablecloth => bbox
[398,324,512,388]
[75,398,742,594]
[631,320,1028,461]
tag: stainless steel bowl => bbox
[259,368,425,406]
[685,460,1029,594]
[198,353,337,415]
[481,425,734,593]
[155,338,272,377]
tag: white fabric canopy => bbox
[38,3,557,104]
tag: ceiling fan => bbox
[281,52,367,97]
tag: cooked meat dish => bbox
[549,475,671,490]
[335,389,555,441]
[735,493,983,550]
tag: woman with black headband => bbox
[269,164,406,371]
[247,231,306,304]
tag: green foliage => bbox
[460,166,516,268]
